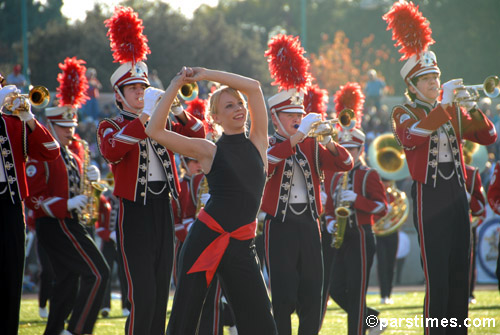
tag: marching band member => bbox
[95,179,130,318]
[464,163,486,304]
[0,75,60,335]
[262,34,353,335]
[384,2,497,333]
[486,161,500,291]
[25,57,109,335]
[146,66,277,335]
[97,7,205,334]
[375,180,399,306]
[323,83,387,335]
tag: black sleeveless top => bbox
[203,133,266,232]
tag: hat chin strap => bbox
[114,86,142,114]
[47,121,63,146]
[409,81,427,103]
[271,109,291,138]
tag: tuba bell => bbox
[372,181,409,236]
[367,133,410,181]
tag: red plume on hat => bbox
[265,34,312,92]
[186,97,207,121]
[383,0,434,60]
[303,84,329,117]
[56,57,89,108]
[105,6,151,65]
[333,82,365,128]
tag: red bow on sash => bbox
[187,209,257,287]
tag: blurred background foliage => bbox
[1,0,499,96]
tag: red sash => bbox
[187,209,257,286]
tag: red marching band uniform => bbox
[321,83,388,335]
[0,88,59,335]
[486,161,500,290]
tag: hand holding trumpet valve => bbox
[441,79,463,105]
[313,122,333,145]
[297,113,322,136]
[455,89,477,112]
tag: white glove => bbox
[67,195,88,213]
[455,89,477,111]
[297,113,322,136]
[200,193,210,206]
[0,85,19,106]
[257,211,267,222]
[340,190,357,203]
[441,79,463,105]
[313,123,332,145]
[326,219,336,234]
[319,135,332,146]
[142,87,164,116]
[86,165,100,181]
[320,191,327,206]
[109,231,117,243]
[466,191,471,204]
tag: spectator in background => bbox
[6,64,27,91]
[81,68,102,121]
[149,69,164,90]
[364,69,385,115]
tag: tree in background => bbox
[309,31,394,95]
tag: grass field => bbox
[19,286,500,334]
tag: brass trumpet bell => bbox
[179,82,198,101]
[367,133,410,181]
[29,85,51,108]
[455,75,500,102]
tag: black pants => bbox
[167,220,277,335]
[412,175,470,335]
[100,239,128,310]
[469,227,477,298]
[376,232,399,298]
[0,198,25,335]
[118,195,174,335]
[173,240,224,335]
[330,224,377,335]
[264,209,323,335]
[36,237,55,308]
[36,217,110,335]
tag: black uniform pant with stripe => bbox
[100,239,128,310]
[376,232,399,299]
[36,236,55,309]
[36,217,110,335]
[173,239,224,335]
[0,198,25,335]
[118,194,174,335]
[319,222,336,330]
[264,209,323,335]
[329,224,377,335]
[412,175,470,335]
[167,221,277,335]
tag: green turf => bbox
[19,289,500,334]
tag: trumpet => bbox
[306,108,355,142]
[3,85,50,113]
[454,75,500,103]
